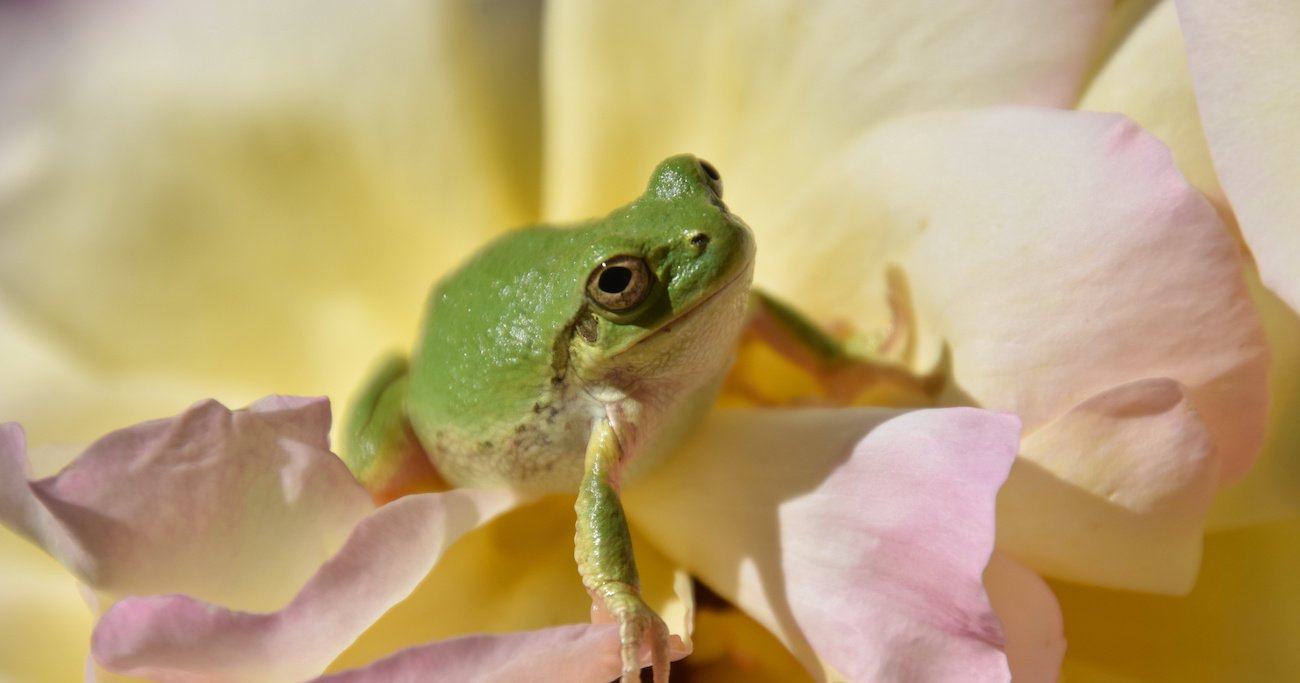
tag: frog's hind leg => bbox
[736,289,939,406]
[575,418,673,683]
[342,354,449,504]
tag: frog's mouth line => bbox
[641,258,755,341]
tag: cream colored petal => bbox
[0,0,542,435]
[542,0,1110,224]
[1079,0,1226,216]
[1054,516,1300,681]
[1176,0,1300,313]
[997,379,1219,594]
[1208,266,1300,529]
[763,108,1267,483]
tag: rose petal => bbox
[761,107,1267,483]
[541,0,1109,223]
[983,552,1065,683]
[626,408,1023,682]
[315,624,632,683]
[997,379,1219,593]
[92,488,523,682]
[331,496,692,670]
[1208,266,1300,528]
[0,0,541,434]
[0,396,373,611]
[1079,1,1225,215]
[1176,0,1300,313]
[1053,516,1300,681]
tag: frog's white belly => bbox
[425,381,607,492]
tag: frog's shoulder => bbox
[405,225,589,438]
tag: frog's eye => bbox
[698,159,722,199]
[587,256,654,313]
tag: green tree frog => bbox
[343,155,755,683]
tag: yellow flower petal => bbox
[0,0,541,436]
[1176,0,1300,313]
[541,0,1110,224]
[0,527,91,683]
[1054,516,1300,681]
[330,495,690,672]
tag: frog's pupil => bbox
[599,267,633,294]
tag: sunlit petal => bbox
[626,408,1023,681]
[762,107,1267,483]
[92,488,521,681]
[542,0,1109,223]
[0,0,542,434]
[1079,0,1224,214]
[1055,516,1300,681]
[330,496,691,671]
[1176,0,1300,312]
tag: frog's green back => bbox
[406,225,593,438]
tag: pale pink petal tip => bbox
[92,488,522,681]
[0,396,374,610]
[313,623,688,683]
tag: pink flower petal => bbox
[1209,269,1300,529]
[315,623,685,683]
[626,408,1024,682]
[1,396,374,611]
[760,107,1267,484]
[998,379,1219,593]
[542,1,1110,223]
[1176,0,1300,314]
[92,488,523,682]
[983,551,1065,683]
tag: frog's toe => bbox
[601,588,670,683]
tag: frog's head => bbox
[570,154,756,400]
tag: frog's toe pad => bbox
[593,588,672,683]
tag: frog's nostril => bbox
[697,159,723,198]
[690,233,710,250]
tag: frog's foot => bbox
[590,582,670,683]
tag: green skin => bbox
[344,155,755,683]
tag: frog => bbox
[342,155,757,683]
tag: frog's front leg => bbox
[342,355,449,503]
[575,418,670,683]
